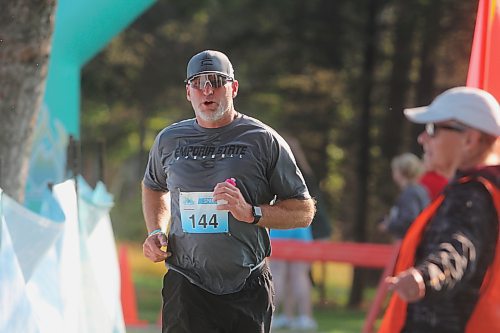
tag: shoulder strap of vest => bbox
[463,175,500,333]
[378,195,445,333]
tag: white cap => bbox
[404,86,500,137]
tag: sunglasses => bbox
[425,123,466,137]
[187,74,233,90]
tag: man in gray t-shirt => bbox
[142,50,316,333]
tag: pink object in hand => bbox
[225,178,236,186]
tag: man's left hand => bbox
[213,181,254,223]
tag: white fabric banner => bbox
[0,211,40,333]
[0,179,125,333]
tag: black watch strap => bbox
[251,206,262,224]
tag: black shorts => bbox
[161,262,274,333]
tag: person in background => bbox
[141,50,316,333]
[269,135,331,331]
[379,86,500,333]
[270,224,317,331]
[379,153,430,239]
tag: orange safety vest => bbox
[378,176,500,333]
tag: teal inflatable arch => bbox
[26,0,154,210]
[45,0,155,137]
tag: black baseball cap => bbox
[186,50,234,82]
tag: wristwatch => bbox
[251,206,262,225]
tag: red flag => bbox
[467,0,500,161]
[467,0,500,98]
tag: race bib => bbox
[179,191,229,233]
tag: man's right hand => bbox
[142,232,170,262]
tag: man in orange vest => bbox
[379,86,500,333]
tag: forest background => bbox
[80,0,478,305]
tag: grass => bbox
[124,243,382,333]
[133,274,163,324]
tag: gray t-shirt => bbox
[143,113,310,294]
